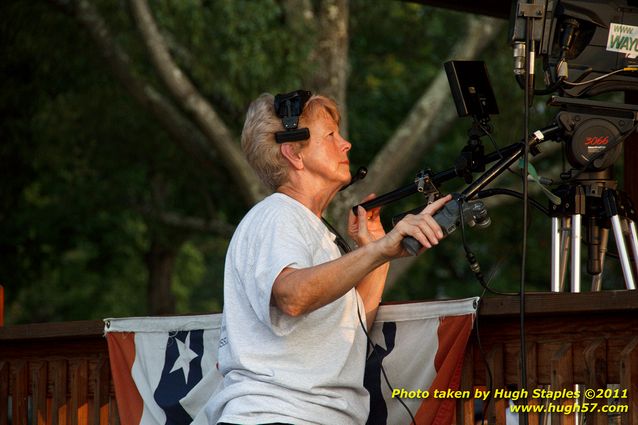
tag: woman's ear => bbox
[280,143,304,170]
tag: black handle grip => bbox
[402,236,422,256]
[400,197,490,256]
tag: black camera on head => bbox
[274,90,312,143]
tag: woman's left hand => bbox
[348,193,386,247]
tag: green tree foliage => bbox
[2,1,625,324]
[0,0,317,322]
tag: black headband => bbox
[274,90,312,143]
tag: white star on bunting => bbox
[169,332,199,382]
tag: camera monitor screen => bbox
[444,60,499,119]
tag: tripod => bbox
[549,168,638,292]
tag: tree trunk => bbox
[146,238,179,315]
[306,0,350,135]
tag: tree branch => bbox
[129,0,268,204]
[46,0,229,184]
[138,206,236,236]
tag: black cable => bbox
[458,197,517,298]
[478,123,504,160]
[477,188,550,216]
[478,122,525,180]
[515,74,566,95]
[518,14,533,424]
[321,217,353,255]
[461,215,513,422]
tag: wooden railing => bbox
[0,320,117,425]
[456,290,638,425]
[1,291,637,424]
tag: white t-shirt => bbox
[204,193,369,425]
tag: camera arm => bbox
[460,124,562,201]
[354,124,561,214]
[352,169,443,215]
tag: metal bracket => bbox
[518,3,544,18]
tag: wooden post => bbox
[551,343,575,425]
[456,344,475,425]
[519,343,539,425]
[620,337,638,425]
[32,362,48,425]
[51,360,68,425]
[0,361,8,425]
[13,361,28,425]
[94,356,111,425]
[485,344,506,425]
[583,339,608,425]
[70,359,89,425]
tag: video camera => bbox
[509,0,638,174]
[509,0,638,98]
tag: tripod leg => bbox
[571,214,582,293]
[551,217,561,292]
[587,217,603,276]
[629,220,638,279]
[591,228,609,292]
[610,215,636,289]
[559,217,571,292]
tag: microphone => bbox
[340,166,368,191]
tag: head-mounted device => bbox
[274,90,312,143]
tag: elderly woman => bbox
[205,91,450,425]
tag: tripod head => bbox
[549,96,638,179]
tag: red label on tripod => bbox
[585,136,610,146]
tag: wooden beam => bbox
[625,92,638,207]
[478,290,638,316]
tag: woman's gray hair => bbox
[241,92,340,191]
